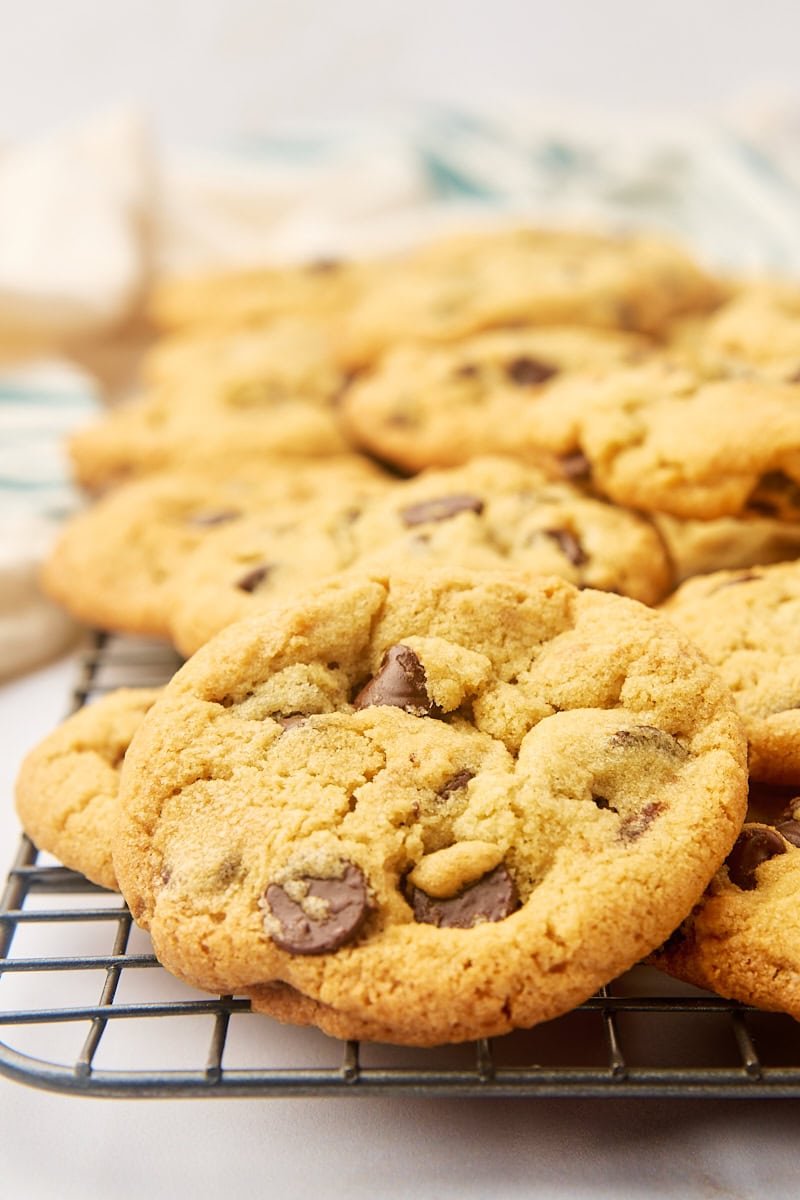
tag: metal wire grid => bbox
[3,634,800,1099]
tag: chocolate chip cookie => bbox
[69,318,355,491]
[662,561,800,784]
[15,688,160,889]
[340,325,652,473]
[339,227,721,365]
[114,568,747,1045]
[652,785,800,1020]
[167,457,673,656]
[525,360,800,520]
[41,455,389,639]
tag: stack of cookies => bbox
[16,224,800,1044]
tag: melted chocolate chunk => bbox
[264,863,369,954]
[505,356,558,386]
[399,493,484,526]
[559,451,592,482]
[439,769,475,799]
[609,726,689,759]
[186,508,240,527]
[354,645,440,716]
[726,826,787,890]
[775,819,800,849]
[236,563,273,593]
[592,793,618,813]
[747,471,800,517]
[786,367,800,385]
[544,527,588,567]
[619,800,665,843]
[410,864,518,928]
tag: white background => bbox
[3,3,800,1198]
[0,0,799,145]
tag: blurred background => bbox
[1,0,799,142]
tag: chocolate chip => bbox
[609,726,689,759]
[619,800,665,843]
[543,527,588,567]
[775,819,800,849]
[399,494,484,526]
[505,356,558,386]
[726,826,787,890]
[186,508,240,527]
[786,368,800,385]
[559,451,592,482]
[439,769,475,799]
[592,793,618,813]
[264,863,369,954]
[410,864,518,928]
[747,471,800,517]
[236,563,273,593]
[354,644,440,716]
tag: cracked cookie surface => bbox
[15,688,160,890]
[525,360,800,520]
[167,457,673,656]
[340,325,651,473]
[115,567,746,1045]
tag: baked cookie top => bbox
[15,688,160,890]
[339,228,720,364]
[41,455,389,639]
[167,457,673,656]
[654,513,800,585]
[68,319,355,491]
[340,325,652,473]
[697,282,800,382]
[148,258,377,335]
[662,561,800,784]
[525,360,800,520]
[115,568,747,1045]
[651,785,800,1020]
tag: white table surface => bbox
[2,650,800,1200]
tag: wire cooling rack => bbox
[4,633,800,1099]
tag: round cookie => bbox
[15,688,160,890]
[167,457,673,656]
[339,227,721,365]
[651,787,800,1020]
[340,325,652,473]
[68,319,355,492]
[41,455,390,640]
[661,561,800,784]
[523,360,800,520]
[114,568,747,1046]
